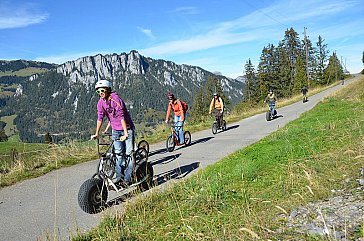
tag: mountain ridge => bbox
[1,50,244,142]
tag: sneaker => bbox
[114,179,129,188]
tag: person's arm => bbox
[220,97,224,112]
[119,119,128,141]
[209,99,214,114]
[91,120,102,139]
[91,102,104,139]
[102,121,111,134]
[165,103,172,123]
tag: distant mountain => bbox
[235,76,246,83]
[2,51,244,142]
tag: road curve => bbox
[0,75,361,240]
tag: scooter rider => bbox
[301,85,308,99]
[264,89,277,116]
[209,92,224,128]
[91,79,135,186]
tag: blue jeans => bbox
[269,103,276,116]
[112,129,135,183]
[174,115,185,144]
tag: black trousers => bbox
[214,109,223,128]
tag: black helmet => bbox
[167,92,175,100]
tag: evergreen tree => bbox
[190,87,207,122]
[243,59,258,102]
[303,37,317,87]
[294,57,307,92]
[280,27,303,94]
[315,36,330,85]
[257,44,277,101]
[324,52,343,84]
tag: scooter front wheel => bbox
[166,135,176,152]
[266,111,271,121]
[212,122,218,134]
[184,131,191,145]
[78,178,108,214]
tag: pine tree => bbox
[303,37,317,87]
[190,87,207,122]
[324,52,343,84]
[257,44,277,101]
[315,36,330,85]
[244,59,258,103]
[294,57,307,92]
[280,27,303,95]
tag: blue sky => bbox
[0,0,363,78]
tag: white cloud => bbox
[169,6,199,15]
[0,2,48,29]
[137,27,155,39]
[141,0,361,57]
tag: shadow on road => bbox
[188,136,214,146]
[149,147,167,157]
[153,161,200,186]
[271,115,284,120]
[225,124,239,131]
[105,161,200,208]
[151,153,181,165]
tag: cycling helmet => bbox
[167,92,175,100]
[213,92,218,96]
[95,79,112,89]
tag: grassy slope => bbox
[0,114,17,136]
[73,77,364,240]
[0,141,98,188]
[0,67,50,77]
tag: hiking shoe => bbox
[114,180,129,189]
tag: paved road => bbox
[0,75,361,240]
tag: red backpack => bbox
[178,99,188,112]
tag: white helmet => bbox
[95,79,112,89]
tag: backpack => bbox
[178,100,188,112]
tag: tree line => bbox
[242,27,345,103]
[189,27,348,121]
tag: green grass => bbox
[0,67,50,77]
[0,141,98,187]
[72,77,364,240]
[0,114,17,136]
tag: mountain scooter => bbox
[302,95,308,103]
[211,113,226,134]
[266,102,277,121]
[78,135,153,214]
[166,122,191,152]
